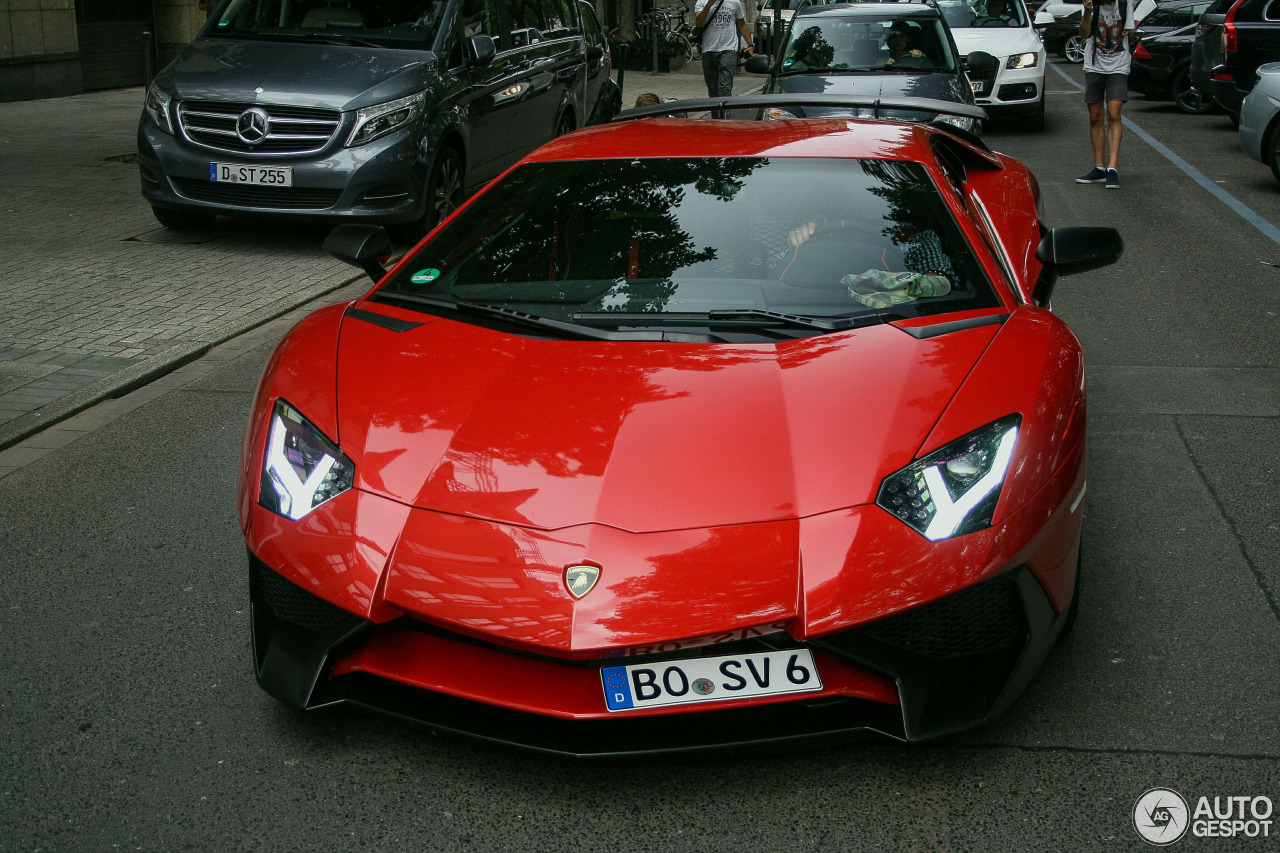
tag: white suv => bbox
[937,0,1053,129]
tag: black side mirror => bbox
[964,50,999,74]
[324,224,393,281]
[1033,226,1123,305]
[744,53,772,74]
[465,34,497,66]
[586,44,605,61]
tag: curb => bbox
[0,271,365,451]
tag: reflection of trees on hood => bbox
[434,157,765,315]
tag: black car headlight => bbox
[877,415,1021,541]
[259,400,354,520]
[346,93,424,147]
[144,82,173,134]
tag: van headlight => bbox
[145,82,173,134]
[877,415,1020,540]
[259,400,354,520]
[934,113,976,133]
[347,93,425,147]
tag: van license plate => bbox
[210,163,293,187]
[601,649,822,712]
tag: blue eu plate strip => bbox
[601,666,633,710]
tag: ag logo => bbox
[564,563,601,599]
[1134,788,1190,845]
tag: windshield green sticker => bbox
[411,268,441,284]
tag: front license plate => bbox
[209,162,293,187]
[967,75,988,96]
[601,649,822,712]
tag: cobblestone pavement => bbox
[0,64,759,459]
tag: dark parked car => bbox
[1190,0,1280,123]
[1136,0,1212,35]
[1132,13,1216,111]
[743,3,985,134]
[138,0,620,240]
[1041,2,1085,61]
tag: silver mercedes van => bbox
[138,0,618,240]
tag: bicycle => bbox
[665,9,701,61]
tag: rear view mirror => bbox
[744,54,772,74]
[324,224,393,281]
[1033,226,1123,304]
[964,50,999,74]
[1033,9,1054,27]
[465,34,497,66]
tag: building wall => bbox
[0,0,83,100]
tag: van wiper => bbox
[208,29,382,47]
[373,291,664,341]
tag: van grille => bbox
[172,178,342,209]
[177,101,342,155]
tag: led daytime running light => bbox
[259,401,354,520]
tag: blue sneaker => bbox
[1106,168,1119,189]
[1076,167,1107,184]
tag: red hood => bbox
[336,309,998,533]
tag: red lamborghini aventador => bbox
[238,96,1122,755]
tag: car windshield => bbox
[938,0,1028,29]
[208,0,447,47]
[781,16,956,73]
[382,157,999,337]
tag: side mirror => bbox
[324,224,393,281]
[1033,10,1054,27]
[744,53,773,74]
[465,33,497,66]
[586,44,604,61]
[1033,226,1123,304]
[964,50,999,74]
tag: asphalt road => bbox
[2,59,1278,850]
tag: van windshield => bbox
[209,0,446,47]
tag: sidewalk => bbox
[0,66,760,459]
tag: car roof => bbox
[523,116,946,164]
[794,2,945,18]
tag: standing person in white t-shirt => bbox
[695,0,754,115]
[1075,0,1136,189]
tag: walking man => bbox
[695,0,754,111]
[1076,0,1135,189]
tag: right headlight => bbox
[763,107,800,120]
[933,113,976,133]
[144,82,173,134]
[259,400,355,520]
[346,93,425,147]
[877,415,1021,541]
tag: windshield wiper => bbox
[572,309,895,331]
[208,29,383,47]
[373,291,699,341]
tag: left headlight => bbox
[1006,52,1039,69]
[144,82,173,134]
[259,400,355,520]
[933,113,976,133]
[877,415,1020,541]
[346,93,425,147]
[763,107,800,120]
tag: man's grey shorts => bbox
[1084,71,1128,103]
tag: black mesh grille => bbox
[172,178,342,209]
[254,562,351,632]
[855,577,1023,659]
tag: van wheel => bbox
[152,205,216,230]
[555,112,575,137]
[394,147,463,245]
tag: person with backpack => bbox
[1075,0,1136,189]
[695,0,755,112]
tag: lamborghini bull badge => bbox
[564,564,601,599]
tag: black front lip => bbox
[250,554,1072,756]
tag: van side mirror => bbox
[465,34,497,66]
[744,54,772,74]
[587,44,605,61]
[1033,226,1123,305]
[324,224,393,281]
